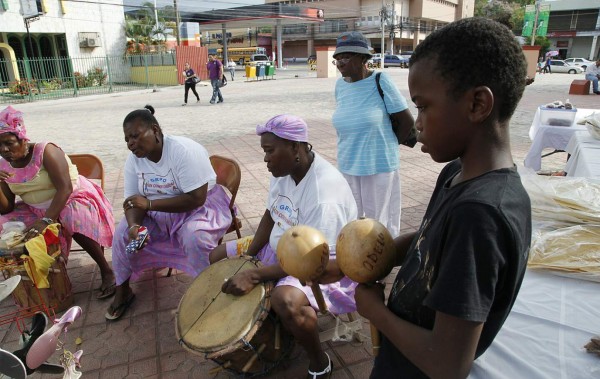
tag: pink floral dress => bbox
[0,142,114,258]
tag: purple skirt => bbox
[113,185,232,284]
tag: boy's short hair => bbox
[410,17,527,122]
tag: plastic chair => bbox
[67,154,105,254]
[209,155,242,243]
[166,155,242,277]
[68,154,105,191]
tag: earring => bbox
[295,156,300,163]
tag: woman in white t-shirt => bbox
[209,114,358,379]
[105,105,232,321]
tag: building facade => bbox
[265,0,474,58]
[543,0,599,60]
[0,0,125,86]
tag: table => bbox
[469,269,600,379]
[523,108,597,171]
[564,131,600,178]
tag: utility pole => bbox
[389,1,395,54]
[174,0,180,46]
[530,0,540,46]
[154,0,158,27]
[380,0,386,60]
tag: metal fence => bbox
[0,53,178,104]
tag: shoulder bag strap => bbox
[375,72,388,114]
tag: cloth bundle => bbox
[520,172,600,281]
[22,223,61,288]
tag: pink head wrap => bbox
[0,106,28,141]
[256,114,308,142]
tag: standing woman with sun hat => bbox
[331,31,414,238]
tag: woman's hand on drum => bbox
[222,270,261,296]
[123,195,150,211]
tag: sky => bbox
[123,0,265,12]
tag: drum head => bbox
[176,257,268,354]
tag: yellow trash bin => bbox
[245,65,256,79]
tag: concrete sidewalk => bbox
[1,66,598,378]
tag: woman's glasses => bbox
[332,56,356,66]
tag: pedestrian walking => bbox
[227,59,236,81]
[207,55,224,104]
[182,62,200,106]
[543,56,552,74]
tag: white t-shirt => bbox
[124,135,216,200]
[585,63,600,77]
[267,153,358,255]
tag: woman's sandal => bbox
[104,293,136,321]
[96,282,116,299]
[308,352,333,379]
[26,306,82,370]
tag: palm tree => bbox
[124,2,179,53]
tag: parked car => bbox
[549,60,584,74]
[399,51,413,62]
[371,54,408,68]
[563,57,595,70]
[249,54,271,66]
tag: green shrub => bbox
[87,67,107,86]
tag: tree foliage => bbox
[124,1,178,53]
[475,0,532,33]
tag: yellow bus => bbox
[217,47,267,66]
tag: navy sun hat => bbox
[333,31,372,58]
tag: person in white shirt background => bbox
[584,59,600,95]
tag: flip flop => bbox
[104,293,135,321]
[96,282,116,299]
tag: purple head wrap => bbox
[0,106,28,141]
[256,114,308,142]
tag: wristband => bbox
[41,217,54,225]
[128,224,140,232]
[147,199,152,211]
[226,240,240,258]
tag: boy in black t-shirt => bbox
[355,18,532,378]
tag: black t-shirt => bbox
[371,160,531,378]
[184,68,195,84]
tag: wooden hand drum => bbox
[175,257,294,376]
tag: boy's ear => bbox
[467,86,494,124]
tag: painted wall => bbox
[571,37,599,60]
[130,66,178,86]
[0,0,126,57]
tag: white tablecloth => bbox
[523,108,597,171]
[470,269,600,379]
[564,131,600,178]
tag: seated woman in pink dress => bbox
[106,105,232,320]
[0,106,115,299]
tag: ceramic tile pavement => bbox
[1,65,599,379]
